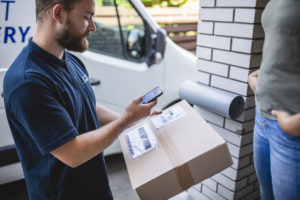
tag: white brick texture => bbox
[202,178,218,191]
[229,66,250,82]
[236,108,255,122]
[211,75,248,95]
[245,190,260,200]
[197,34,231,50]
[196,46,212,60]
[188,187,211,200]
[212,173,248,191]
[215,23,264,39]
[234,9,263,23]
[227,142,253,158]
[232,38,264,54]
[200,0,215,7]
[197,59,229,77]
[198,21,214,34]
[216,0,269,8]
[199,8,234,22]
[202,185,226,200]
[209,123,243,146]
[194,106,224,126]
[195,1,266,199]
[213,49,251,68]
[235,184,254,199]
[214,23,251,38]
[226,118,255,134]
[222,165,255,181]
[231,155,251,170]
[244,95,255,109]
[196,71,210,85]
[217,184,234,200]
[248,172,258,184]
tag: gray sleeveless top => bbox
[256,0,300,119]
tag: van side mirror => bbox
[148,28,166,66]
[156,28,166,62]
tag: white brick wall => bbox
[197,34,231,50]
[209,123,243,146]
[198,21,214,34]
[196,0,266,199]
[213,50,251,68]
[196,46,212,60]
[197,59,229,77]
[226,118,255,134]
[232,38,253,54]
[215,23,258,38]
[202,178,218,191]
[202,185,226,200]
[234,9,263,23]
[245,190,260,200]
[216,0,269,8]
[231,155,251,170]
[200,0,215,7]
[211,75,248,95]
[199,8,234,22]
[229,66,250,82]
[195,106,225,126]
[196,71,210,85]
[212,173,248,191]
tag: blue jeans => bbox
[254,109,300,200]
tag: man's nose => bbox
[88,18,96,32]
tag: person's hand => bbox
[248,69,259,94]
[150,110,163,116]
[271,110,300,137]
[124,96,158,124]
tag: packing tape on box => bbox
[174,164,195,190]
[179,80,244,119]
[153,111,195,190]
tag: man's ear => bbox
[51,4,65,23]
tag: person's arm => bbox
[96,104,121,125]
[271,110,300,137]
[248,69,259,94]
[51,96,157,168]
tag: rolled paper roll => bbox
[179,81,244,119]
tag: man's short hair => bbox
[35,0,81,21]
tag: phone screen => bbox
[141,87,163,104]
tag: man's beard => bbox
[56,23,90,52]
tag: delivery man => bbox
[3,0,160,199]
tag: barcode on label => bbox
[126,134,134,157]
[138,127,152,150]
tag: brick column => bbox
[191,0,269,199]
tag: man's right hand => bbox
[123,96,158,124]
[248,69,259,94]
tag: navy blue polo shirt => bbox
[3,39,113,200]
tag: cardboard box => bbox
[119,100,233,200]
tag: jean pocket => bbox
[276,123,300,141]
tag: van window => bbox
[88,0,146,61]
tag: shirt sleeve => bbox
[8,82,79,155]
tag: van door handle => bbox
[90,78,101,86]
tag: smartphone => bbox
[141,87,163,104]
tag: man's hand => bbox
[271,110,300,137]
[248,69,259,94]
[124,96,158,123]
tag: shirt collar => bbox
[28,37,66,68]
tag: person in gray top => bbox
[248,0,300,199]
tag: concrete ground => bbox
[0,154,138,200]
[0,154,198,200]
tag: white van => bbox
[0,0,197,184]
